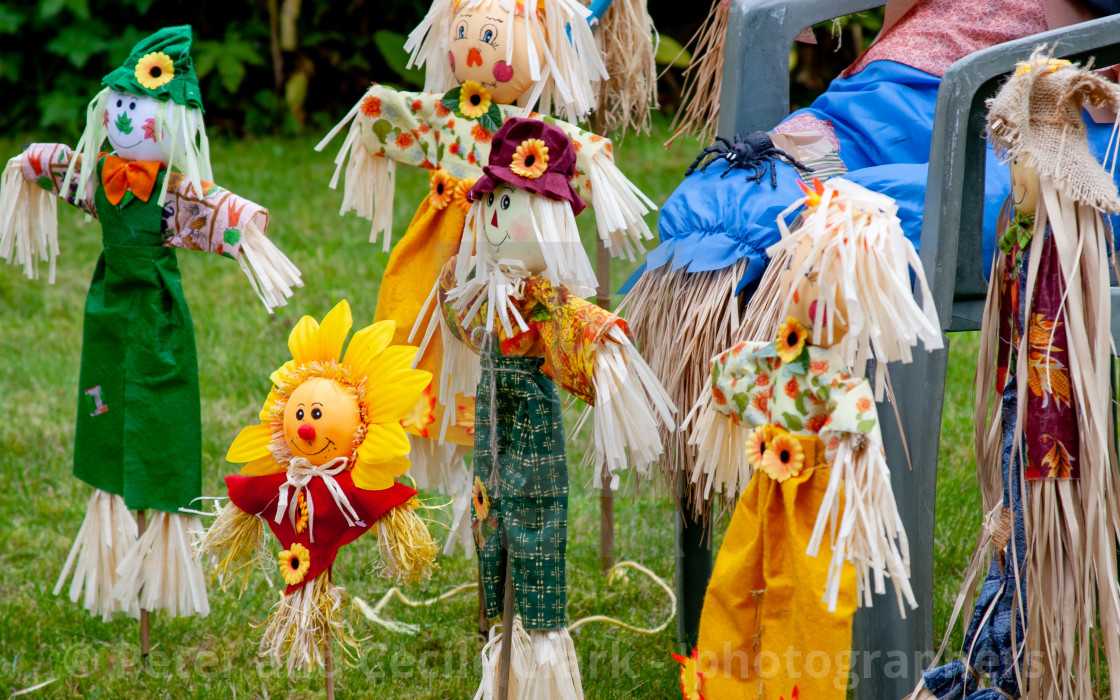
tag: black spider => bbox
[685,131,813,187]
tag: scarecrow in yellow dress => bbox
[200,300,438,674]
[682,178,942,699]
[314,0,657,549]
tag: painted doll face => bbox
[1010,157,1039,215]
[283,377,361,466]
[105,90,167,163]
[783,234,849,347]
[448,0,543,105]
[481,184,546,271]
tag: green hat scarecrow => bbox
[102,25,203,110]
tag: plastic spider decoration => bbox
[685,131,812,187]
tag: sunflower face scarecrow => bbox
[684,178,942,700]
[0,25,302,623]
[200,300,438,672]
[314,0,656,547]
[412,117,673,699]
[915,53,1120,700]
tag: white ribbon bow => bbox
[274,456,365,542]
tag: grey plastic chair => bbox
[674,3,1120,698]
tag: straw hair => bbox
[590,0,659,135]
[63,87,213,208]
[405,0,607,123]
[665,0,729,147]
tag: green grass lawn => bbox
[0,116,982,698]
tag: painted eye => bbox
[296,408,304,420]
[487,192,495,206]
[500,195,510,210]
[311,408,322,420]
[116,99,123,108]
[480,24,497,44]
[129,101,136,110]
[456,22,467,39]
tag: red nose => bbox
[490,211,499,228]
[297,423,316,441]
[467,47,484,67]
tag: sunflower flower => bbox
[455,178,477,212]
[135,52,175,90]
[775,316,808,363]
[472,476,491,522]
[510,138,550,179]
[746,424,775,469]
[670,646,705,700]
[761,431,805,482]
[459,81,492,119]
[429,169,454,210]
[279,542,311,586]
[295,491,309,534]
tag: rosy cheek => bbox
[449,50,456,71]
[510,218,532,241]
[493,61,514,83]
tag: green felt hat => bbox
[102,25,203,111]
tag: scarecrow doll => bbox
[0,25,301,623]
[200,300,439,676]
[682,178,942,699]
[915,53,1120,700]
[414,117,673,698]
[314,0,657,535]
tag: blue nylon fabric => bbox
[624,59,1120,295]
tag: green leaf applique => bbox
[114,112,133,135]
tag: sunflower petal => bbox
[288,316,320,365]
[368,345,420,378]
[352,455,411,491]
[342,320,396,376]
[258,387,284,421]
[227,424,274,463]
[240,455,285,476]
[269,360,297,390]
[358,423,412,462]
[317,300,353,364]
[367,368,434,423]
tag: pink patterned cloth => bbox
[843,0,1047,78]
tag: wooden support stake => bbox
[497,555,515,700]
[137,510,150,666]
[595,237,616,573]
[324,625,336,700]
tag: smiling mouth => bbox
[290,436,336,456]
[111,137,144,150]
[483,228,509,250]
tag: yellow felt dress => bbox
[694,337,891,700]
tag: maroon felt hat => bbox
[469,117,586,215]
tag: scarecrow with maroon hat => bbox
[412,117,674,698]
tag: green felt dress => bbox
[20,144,271,514]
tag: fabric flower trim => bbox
[760,429,805,482]
[470,476,499,548]
[279,542,311,586]
[510,139,549,179]
[746,424,775,470]
[429,169,455,210]
[670,646,705,700]
[441,82,503,130]
[775,316,808,364]
[135,52,175,90]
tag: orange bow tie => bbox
[101,154,163,206]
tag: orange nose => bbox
[297,423,316,441]
[467,47,484,67]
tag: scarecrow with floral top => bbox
[200,300,438,674]
[0,25,301,624]
[914,52,1120,700]
[415,117,673,699]
[314,0,657,541]
[683,178,942,700]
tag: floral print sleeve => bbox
[20,143,97,218]
[351,86,612,205]
[160,172,269,259]
[710,341,775,427]
[802,346,883,448]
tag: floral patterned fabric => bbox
[710,340,884,456]
[20,143,268,261]
[353,86,613,206]
[437,257,624,405]
[996,215,1079,480]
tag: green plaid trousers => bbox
[474,352,568,630]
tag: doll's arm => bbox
[551,119,656,260]
[161,173,302,312]
[0,144,96,282]
[350,484,437,585]
[316,86,484,251]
